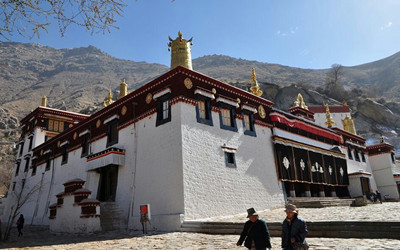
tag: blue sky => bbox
[7,0,400,69]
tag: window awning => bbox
[86,147,125,171]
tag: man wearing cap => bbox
[237,208,271,250]
[282,204,308,250]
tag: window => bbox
[81,133,90,157]
[15,161,21,176]
[196,97,213,126]
[61,145,68,165]
[219,104,237,132]
[19,142,24,156]
[225,152,236,168]
[28,136,33,151]
[47,119,65,132]
[361,151,366,162]
[243,112,256,136]
[12,182,16,191]
[24,158,30,172]
[45,153,51,171]
[391,153,396,164]
[347,145,353,160]
[107,119,119,147]
[354,148,360,162]
[156,94,171,127]
[31,159,37,176]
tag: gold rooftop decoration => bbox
[118,79,128,99]
[168,31,193,70]
[41,96,47,107]
[249,68,263,96]
[342,113,357,135]
[325,104,335,128]
[293,93,308,110]
[103,89,114,107]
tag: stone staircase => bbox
[180,221,400,239]
[287,197,354,208]
[100,202,127,231]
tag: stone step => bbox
[180,221,400,239]
[288,198,354,208]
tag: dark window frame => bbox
[31,159,37,176]
[45,153,51,171]
[19,142,24,156]
[219,103,238,132]
[61,144,69,165]
[224,151,237,168]
[28,136,34,151]
[242,111,256,137]
[24,158,30,172]
[106,119,119,147]
[81,133,90,157]
[156,93,172,127]
[347,145,353,160]
[361,151,366,162]
[354,148,360,162]
[391,153,396,164]
[195,95,213,126]
[15,161,21,176]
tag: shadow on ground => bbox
[0,225,166,249]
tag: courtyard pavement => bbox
[1,202,399,249]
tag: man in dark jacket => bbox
[16,214,24,237]
[282,204,308,250]
[237,208,271,250]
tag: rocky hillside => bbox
[1,42,400,195]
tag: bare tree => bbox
[0,0,126,39]
[1,174,42,241]
[325,64,346,101]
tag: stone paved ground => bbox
[1,203,400,249]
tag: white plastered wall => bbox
[180,103,284,220]
[313,112,349,130]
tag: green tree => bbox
[0,0,126,39]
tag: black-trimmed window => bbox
[31,159,37,176]
[61,144,68,165]
[196,96,213,126]
[107,119,119,147]
[81,133,90,157]
[354,148,360,162]
[19,142,24,156]
[15,161,20,176]
[28,136,33,151]
[219,103,237,132]
[243,112,256,136]
[12,182,16,191]
[225,152,236,168]
[22,179,25,189]
[24,158,30,172]
[391,153,396,164]
[156,94,171,127]
[45,153,51,171]
[361,151,366,162]
[347,145,353,160]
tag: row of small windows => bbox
[156,93,256,136]
[347,145,366,162]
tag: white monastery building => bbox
[2,32,399,233]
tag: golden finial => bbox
[293,93,308,110]
[342,114,357,135]
[118,79,128,99]
[325,103,335,128]
[168,32,193,70]
[249,68,263,96]
[103,89,114,107]
[41,96,47,107]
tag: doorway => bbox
[360,177,371,196]
[97,164,119,202]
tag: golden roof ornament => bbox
[103,89,114,107]
[168,31,193,70]
[118,79,128,99]
[249,68,263,96]
[41,95,47,107]
[325,103,335,128]
[293,93,308,110]
[342,113,357,135]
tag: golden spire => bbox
[293,93,308,110]
[118,79,128,99]
[342,114,357,135]
[41,96,47,107]
[168,31,193,70]
[249,68,263,96]
[325,104,335,128]
[103,89,114,107]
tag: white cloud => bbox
[276,27,298,37]
[300,49,310,56]
[380,21,393,30]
